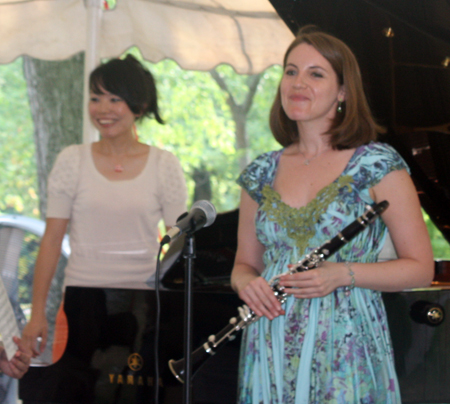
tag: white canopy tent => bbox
[0,0,294,142]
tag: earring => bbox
[337,100,343,113]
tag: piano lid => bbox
[160,209,239,289]
[269,0,450,242]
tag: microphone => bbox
[160,200,216,245]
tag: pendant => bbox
[114,164,124,173]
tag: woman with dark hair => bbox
[231,26,433,403]
[22,55,187,356]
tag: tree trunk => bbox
[23,53,84,219]
[210,69,262,171]
[233,109,251,171]
[192,165,212,202]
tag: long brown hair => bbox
[270,26,385,149]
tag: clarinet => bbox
[168,200,389,383]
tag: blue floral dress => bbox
[236,142,406,404]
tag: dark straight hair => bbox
[89,54,164,124]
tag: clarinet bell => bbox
[168,358,186,383]
[168,338,218,384]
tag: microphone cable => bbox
[153,243,164,404]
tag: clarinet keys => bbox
[168,201,390,384]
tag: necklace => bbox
[97,139,138,173]
[112,155,128,173]
[114,164,124,173]
[111,150,132,173]
[298,147,329,166]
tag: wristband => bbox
[344,262,355,296]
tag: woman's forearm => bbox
[30,218,69,319]
[231,263,262,294]
[341,257,434,292]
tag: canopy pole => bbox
[82,0,103,144]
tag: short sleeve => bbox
[236,150,281,204]
[157,150,188,226]
[350,142,409,190]
[47,145,81,219]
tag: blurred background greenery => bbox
[1,51,449,259]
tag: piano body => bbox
[19,286,243,404]
[15,211,450,404]
[18,210,242,404]
[14,1,450,403]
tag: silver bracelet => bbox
[344,262,355,296]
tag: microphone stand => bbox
[182,232,196,404]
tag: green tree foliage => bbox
[137,58,281,211]
[0,58,38,217]
[423,210,450,259]
[0,55,449,259]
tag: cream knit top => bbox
[47,143,188,288]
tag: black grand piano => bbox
[18,211,243,404]
[17,1,450,403]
